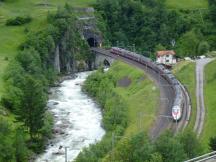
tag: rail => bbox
[184,151,216,162]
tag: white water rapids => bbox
[36,72,105,162]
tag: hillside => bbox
[202,60,216,150]
[166,0,208,9]
[0,0,95,97]
[0,0,210,97]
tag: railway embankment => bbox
[173,61,197,131]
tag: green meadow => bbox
[202,60,216,151]
[166,0,208,9]
[108,61,159,135]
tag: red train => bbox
[110,47,183,121]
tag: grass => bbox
[201,60,216,151]
[166,0,208,9]
[173,61,197,131]
[107,61,159,136]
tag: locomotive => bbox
[110,47,183,121]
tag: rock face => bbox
[52,8,103,74]
[54,45,61,73]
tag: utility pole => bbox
[116,41,119,47]
[133,44,135,52]
[111,132,115,162]
[199,9,205,25]
[65,146,69,162]
[111,133,130,161]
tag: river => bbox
[36,72,105,162]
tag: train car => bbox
[110,47,184,121]
[172,85,184,121]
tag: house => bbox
[156,50,176,66]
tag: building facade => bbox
[156,50,176,66]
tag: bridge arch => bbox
[94,52,114,68]
[103,59,111,67]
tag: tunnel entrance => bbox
[104,59,110,67]
[87,38,98,47]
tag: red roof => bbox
[157,50,176,57]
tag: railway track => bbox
[171,83,191,134]
[91,47,191,137]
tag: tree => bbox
[155,131,187,162]
[0,119,14,162]
[129,132,154,162]
[14,128,28,162]
[109,132,155,162]
[40,111,54,139]
[16,75,47,139]
[209,136,216,151]
[155,43,166,52]
[1,61,25,111]
[176,30,200,57]
[147,153,163,162]
[208,0,216,23]
[16,48,42,75]
[198,41,210,55]
[178,130,203,159]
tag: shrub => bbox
[209,136,216,151]
[198,41,210,55]
[6,16,32,26]
[77,70,128,161]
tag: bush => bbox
[40,111,54,139]
[77,70,128,161]
[198,41,210,55]
[6,16,32,26]
[209,136,216,151]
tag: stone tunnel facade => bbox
[94,53,115,68]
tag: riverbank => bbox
[76,61,159,161]
[36,71,105,162]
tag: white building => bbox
[156,50,176,66]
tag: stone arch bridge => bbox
[90,47,115,68]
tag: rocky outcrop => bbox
[54,45,61,73]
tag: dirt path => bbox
[194,58,214,136]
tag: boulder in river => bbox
[53,128,65,135]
